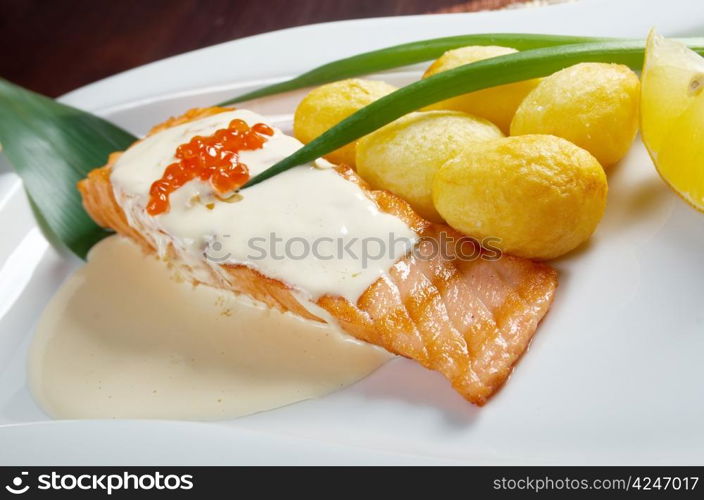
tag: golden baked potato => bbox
[293,78,397,166]
[356,110,503,222]
[511,63,640,167]
[423,45,540,133]
[433,135,608,260]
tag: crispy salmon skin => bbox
[78,107,558,405]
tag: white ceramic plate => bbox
[1,0,703,465]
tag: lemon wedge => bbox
[641,30,704,210]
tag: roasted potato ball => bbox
[433,135,607,260]
[293,79,397,166]
[356,111,503,222]
[422,45,541,133]
[511,63,640,167]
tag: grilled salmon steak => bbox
[78,107,558,405]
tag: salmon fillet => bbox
[78,107,558,405]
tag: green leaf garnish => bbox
[218,33,614,106]
[0,78,137,258]
[244,39,704,189]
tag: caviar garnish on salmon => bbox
[147,118,274,215]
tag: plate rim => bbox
[3,0,704,466]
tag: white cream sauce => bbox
[110,109,417,302]
[29,236,391,420]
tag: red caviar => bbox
[146,119,274,215]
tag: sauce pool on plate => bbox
[28,236,391,420]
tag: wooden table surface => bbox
[1,0,535,97]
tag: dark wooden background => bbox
[0,0,533,97]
